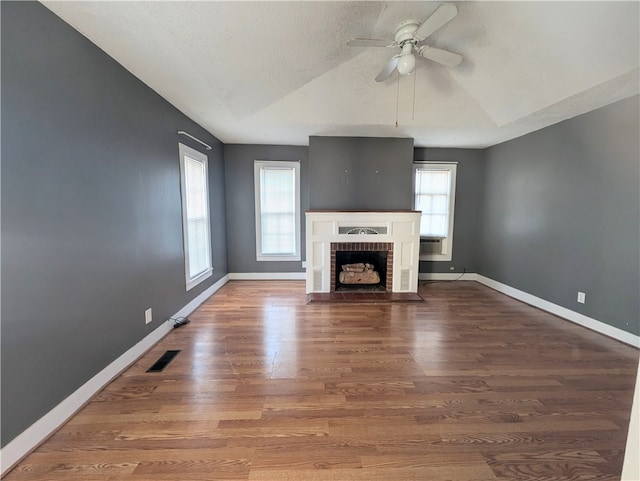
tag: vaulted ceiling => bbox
[42,1,639,148]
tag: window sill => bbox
[419,254,452,262]
[257,255,301,262]
[186,268,213,291]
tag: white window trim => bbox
[414,162,457,261]
[254,160,301,262]
[179,143,213,290]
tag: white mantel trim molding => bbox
[305,211,421,294]
[0,274,230,476]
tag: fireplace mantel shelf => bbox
[306,209,420,213]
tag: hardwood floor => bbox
[5,281,638,481]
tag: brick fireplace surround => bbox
[330,242,394,292]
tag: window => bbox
[179,143,213,290]
[414,162,457,261]
[254,160,301,261]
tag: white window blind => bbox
[254,161,300,261]
[415,168,452,238]
[179,143,212,290]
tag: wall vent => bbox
[147,350,181,372]
[400,269,411,291]
[313,270,323,291]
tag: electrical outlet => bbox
[577,292,585,304]
[302,261,307,268]
[450,266,455,271]
[145,308,153,324]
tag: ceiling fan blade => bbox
[414,4,458,41]
[417,45,462,67]
[375,55,400,82]
[347,38,396,48]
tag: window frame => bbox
[254,160,301,262]
[413,162,458,261]
[178,142,213,290]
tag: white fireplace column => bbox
[305,211,421,294]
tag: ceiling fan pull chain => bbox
[395,70,400,128]
[412,66,417,121]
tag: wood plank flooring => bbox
[5,280,638,481]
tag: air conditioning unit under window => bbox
[420,238,443,256]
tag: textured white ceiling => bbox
[42,1,639,148]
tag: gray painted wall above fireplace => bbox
[308,136,414,210]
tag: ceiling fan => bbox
[347,3,463,82]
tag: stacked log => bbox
[338,263,380,284]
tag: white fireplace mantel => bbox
[305,210,421,294]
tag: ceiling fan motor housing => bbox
[394,23,420,44]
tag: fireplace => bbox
[305,211,421,294]
[331,242,393,292]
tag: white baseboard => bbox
[419,272,478,281]
[0,274,230,476]
[475,274,640,348]
[621,359,640,480]
[177,274,229,318]
[229,272,305,280]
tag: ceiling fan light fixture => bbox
[397,53,415,75]
[397,43,416,75]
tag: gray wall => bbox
[413,148,484,274]
[308,136,414,210]
[1,2,228,446]
[224,144,308,273]
[223,139,484,275]
[478,96,640,336]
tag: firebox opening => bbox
[335,250,388,292]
